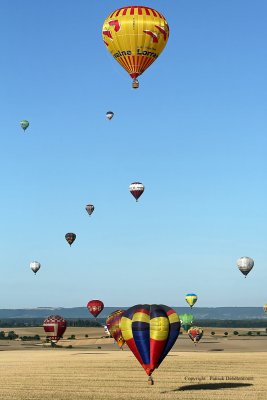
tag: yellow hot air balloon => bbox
[102,6,169,88]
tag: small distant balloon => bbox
[20,120,29,131]
[237,256,254,277]
[85,204,94,216]
[106,111,114,120]
[188,326,203,344]
[180,313,193,332]
[185,294,198,308]
[43,315,67,343]
[129,182,145,202]
[87,300,104,318]
[65,233,76,246]
[263,304,267,314]
[30,261,41,275]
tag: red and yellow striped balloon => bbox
[102,6,169,88]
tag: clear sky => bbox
[0,0,266,308]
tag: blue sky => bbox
[0,0,266,308]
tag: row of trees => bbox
[0,331,41,341]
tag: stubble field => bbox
[0,327,266,400]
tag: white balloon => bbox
[236,256,254,277]
[30,261,41,275]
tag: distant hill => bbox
[0,307,265,320]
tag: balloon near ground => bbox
[263,304,267,314]
[87,300,104,318]
[102,6,169,89]
[129,182,145,202]
[106,309,125,349]
[20,120,29,131]
[120,304,180,384]
[43,315,67,343]
[30,261,41,275]
[65,232,76,246]
[185,293,198,308]
[180,313,193,332]
[188,326,203,344]
[85,204,94,216]
[237,256,254,277]
[106,111,114,120]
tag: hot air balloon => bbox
[237,257,254,277]
[188,326,203,344]
[129,182,144,202]
[180,313,193,332]
[106,111,114,120]
[263,304,267,314]
[87,300,104,318]
[185,294,198,308]
[43,315,67,344]
[20,120,29,131]
[106,309,125,349]
[85,204,94,216]
[102,6,169,89]
[65,233,76,246]
[120,304,180,384]
[30,261,41,275]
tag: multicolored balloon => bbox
[188,326,203,344]
[120,304,180,384]
[85,204,94,216]
[87,300,104,318]
[263,304,267,314]
[180,313,193,332]
[20,120,29,131]
[129,182,145,202]
[65,232,76,246]
[106,111,114,120]
[237,257,254,277]
[30,261,41,275]
[185,293,198,308]
[102,6,170,88]
[106,309,125,348]
[43,315,67,343]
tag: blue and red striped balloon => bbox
[120,304,180,378]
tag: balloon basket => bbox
[148,376,154,386]
[132,79,139,89]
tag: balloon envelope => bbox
[102,6,169,86]
[87,300,104,318]
[30,261,41,275]
[65,233,76,246]
[188,326,203,344]
[106,111,114,120]
[180,313,193,332]
[20,120,29,131]
[263,304,267,314]
[106,309,125,348]
[237,257,254,276]
[120,304,180,376]
[85,204,94,216]
[129,182,144,202]
[185,294,198,308]
[43,315,67,343]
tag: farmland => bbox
[0,327,266,399]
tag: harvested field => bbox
[0,327,266,399]
[0,350,266,400]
